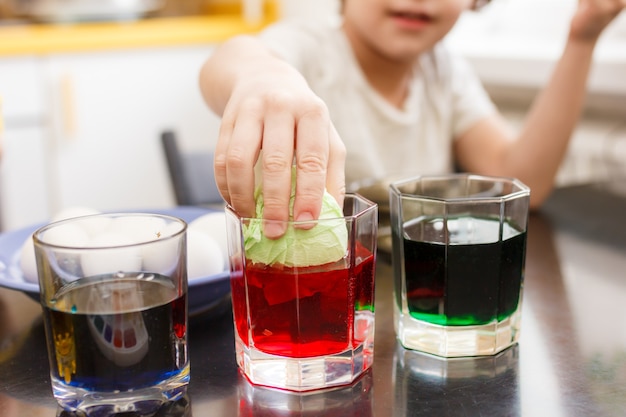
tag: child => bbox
[199,0,625,238]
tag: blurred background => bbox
[0,0,624,232]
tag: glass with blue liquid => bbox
[33,213,189,415]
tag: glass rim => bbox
[226,192,378,224]
[389,173,530,202]
[33,212,188,250]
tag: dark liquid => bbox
[42,274,188,392]
[394,216,526,326]
[231,245,375,358]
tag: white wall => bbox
[277,0,339,20]
[446,0,626,96]
[466,0,626,42]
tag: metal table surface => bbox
[1,182,625,417]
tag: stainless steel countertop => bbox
[1,182,625,416]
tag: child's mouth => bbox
[390,11,433,27]
[395,12,431,21]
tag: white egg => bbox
[21,218,91,284]
[162,220,186,236]
[81,232,142,277]
[76,216,112,238]
[141,222,185,274]
[32,224,90,282]
[109,215,168,244]
[110,217,187,274]
[189,212,229,267]
[19,234,38,284]
[186,229,225,280]
[51,206,100,222]
[86,231,137,247]
[40,223,90,247]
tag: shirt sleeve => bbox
[446,49,498,139]
[256,20,326,73]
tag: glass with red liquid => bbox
[225,194,378,391]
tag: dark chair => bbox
[160,130,223,207]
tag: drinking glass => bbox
[390,174,530,357]
[33,213,189,415]
[225,194,378,391]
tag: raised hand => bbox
[569,0,626,42]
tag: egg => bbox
[51,206,113,238]
[19,211,95,284]
[19,234,38,284]
[51,206,101,222]
[76,216,112,238]
[80,232,142,277]
[189,212,229,267]
[142,222,185,274]
[186,229,225,280]
[108,215,168,244]
[24,223,91,282]
[19,210,227,285]
[40,223,90,248]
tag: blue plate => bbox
[0,206,231,317]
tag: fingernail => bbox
[263,221,286,239]
[296,212,314,222]
[295,212,315,230]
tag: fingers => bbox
[213,114,233,205]
[259,101,297,238]
[214,89,345,239]
[325,124,347,208]
[214,99,263,219]
[291,103,331,230]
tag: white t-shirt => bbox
[258,20,497,186]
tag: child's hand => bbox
[214,60,346,238]
[569,0,625,42]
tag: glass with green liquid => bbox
[390,174,530,357]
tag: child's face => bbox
[342,0,473,62]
